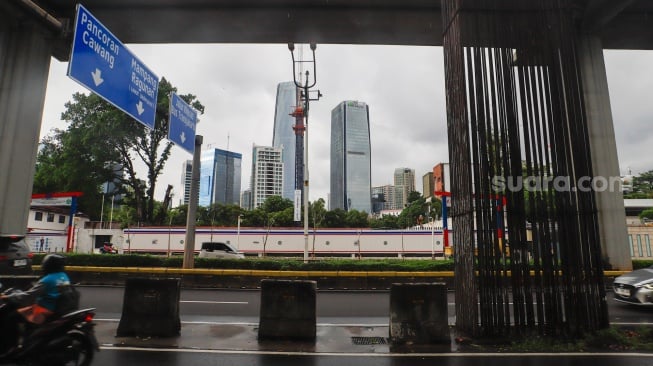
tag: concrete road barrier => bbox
[258,279,316,341]
[116,277,181,337]
[389,282,449,346]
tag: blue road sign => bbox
[168,93,198,154]
[67,4,159,129]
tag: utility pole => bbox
[288,43,322,263]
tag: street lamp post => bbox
[288,42,322,263]
[237,214,242,250]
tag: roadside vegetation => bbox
[31,254,651,272]
[457,326,653,352]
[32,254,455,271]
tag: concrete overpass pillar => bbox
[0,24,52,236]
[577,35,631,271]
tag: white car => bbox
[613,265,653,306]
[198,242,245,259]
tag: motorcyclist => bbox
[100,242,116,254]
[0,254,71,325]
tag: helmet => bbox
[41,254,65,274]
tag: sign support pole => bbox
[183,135,203,269]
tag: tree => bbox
[407,191,422,204]
[261,195,293,214]
[33,129,116,219]
[640,208,653,221]
[398,194,427,228]
[324,208,347,228]
[36,78,204,224]
[369,214,400,229]
[344,209,369,228]
[628,170,653,198]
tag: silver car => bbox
[0,236,33,275]
[613,265,653,306]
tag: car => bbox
[613,265,653,306]
[198,242,245,259]
[0,236,34,275]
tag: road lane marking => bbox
[97,345,653,357]
[181,301,249,304]
[95,319,389,327]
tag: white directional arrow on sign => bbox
[91,68,104,86]
[180,131,186,144]
[136,101,145,115]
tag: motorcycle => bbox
[0,283,99,366]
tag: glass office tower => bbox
[330,101,372,213]
[199,148,242,207]
[272,81,298,201]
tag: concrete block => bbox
[258,279,316,341]
[389,282,449,345]
[117,277,181,337]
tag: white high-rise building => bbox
[180,160,193,206]
[250,145,283,209]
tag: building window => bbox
[35,212,43,221]
[628,235,634,257]
[646,235,652,258]
[637,234,643,257]
[47,213,55,222]
[58,215,66,224]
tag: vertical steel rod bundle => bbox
[443,0,609,337]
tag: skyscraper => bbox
[330,101,372,213]
[394,168,415,209]
[272,81,299,201]
[199,148,242,207]
[180,160,193,205]
[250,145,283,209]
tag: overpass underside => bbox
[1,0,648,339]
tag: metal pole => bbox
[431,215,435,260]
[167,213,173,258]
[288,43,320,263]
[109,195,115,226]
[183,135,203,269]
[303,84,309,263]
[237,214,242,250]
[99,194,104,229]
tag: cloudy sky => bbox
[39,44,652,205]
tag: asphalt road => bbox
[78,286,653,366]
[78,286,653,325]
[93,349,653,366]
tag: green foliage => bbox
[369,214,400,229]
[35,78,204,224]
[632,170,653,195]
[344,209,369,228]
[261,196,293,213]
[639,208,653,221]
[460,326,653,352]
[33,253,454,271]
[633,259,653,269]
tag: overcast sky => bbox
[39,44,652,205]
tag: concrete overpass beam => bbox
[0,23,52,236]
[577,34,632,271]
[582,0,637,33]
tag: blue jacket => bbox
[5,271,71,312]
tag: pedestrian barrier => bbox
[389,283,450,346]
[116,277,181,337]
[258,279,316,341]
